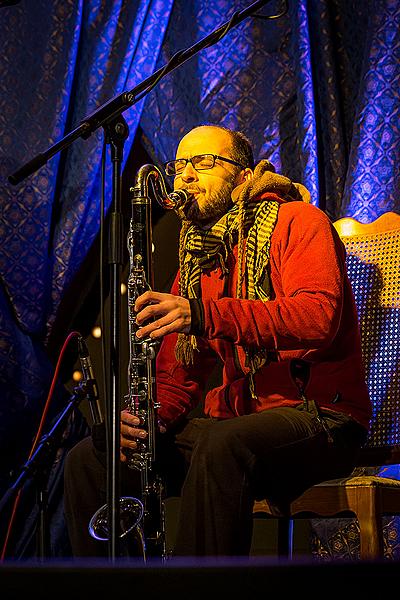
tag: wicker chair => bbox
[253,211,400,560]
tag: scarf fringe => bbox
[175,333,199,366]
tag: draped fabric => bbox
[0,0,175,553]
[140,0,400,220]
[0,0,173,484]
[0,0,399,557]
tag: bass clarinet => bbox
[88,164,189,561]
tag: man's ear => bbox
[240,167,253,183]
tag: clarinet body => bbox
[124,165,165,558]
[88,164,188,559]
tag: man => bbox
[64,124,371,557]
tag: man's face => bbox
[172,126,244,226]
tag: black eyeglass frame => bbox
[164,153,244,176]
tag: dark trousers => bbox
[63,407,366,558]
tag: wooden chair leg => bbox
[351,485,383,560]
[358,511,383,560]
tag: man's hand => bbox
[120,409,167,463]
[120,409,147,463]
[134,291,191,340]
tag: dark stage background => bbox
[0,0,399,560]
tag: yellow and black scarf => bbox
[174,160,309,395]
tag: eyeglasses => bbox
[164,154,244,176]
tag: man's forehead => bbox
[176,126,232,157]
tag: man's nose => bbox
[181,161,198,182]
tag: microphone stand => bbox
[103,116,129,560]
[8,0,275,561]
[0,380,94,560]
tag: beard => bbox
[176,175,237,227]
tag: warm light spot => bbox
[73,370,83,382]
[92,326,102,338]
[152,243,155,253]
[121,283,127,295]
[340,221,357,236]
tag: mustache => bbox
[178,185,203,194]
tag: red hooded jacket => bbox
[156,197,372,431]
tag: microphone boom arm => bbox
[8,0,278,185]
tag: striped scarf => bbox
[174,160,308,397]
[178,198,279,302]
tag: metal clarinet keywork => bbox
[88,164,186,560]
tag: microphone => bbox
[78,337,102,425]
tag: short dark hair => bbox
[224,128,255,171]
[194,124,254,170]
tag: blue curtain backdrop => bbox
[0,0,399,557]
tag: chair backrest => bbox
[333,212,400,462]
